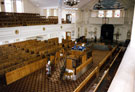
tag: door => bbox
[66,14,72,23]
[66,32,71,40]
[101,24,114,43]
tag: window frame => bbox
[0,2,1,12]
[5,0,13,12]
[98,10,104,18]
[114,10,121,18]
[106,10,113,18]
[47,9,50,18]
[16,0,24,13]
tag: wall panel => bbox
[0,24,75,44]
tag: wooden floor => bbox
[0,50,109,92]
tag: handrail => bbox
[108,46,135,92]
[73,46,117,92]
[73,67,98,92]
[93,48,122,92]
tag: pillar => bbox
[13,0,17,12]
[130,5,135,48]
[58,0,62,24]
[1,0,5,12]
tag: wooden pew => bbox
[6,58,47,85]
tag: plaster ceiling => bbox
[118,0,135,8]
[30,0,93,9]
[30,0,59,8]
[93,0,125,10]
[29,0,134,9]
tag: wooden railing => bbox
[73,46,117,92]
[93,48,122,92]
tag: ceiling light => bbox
[95,0,103,10]
[64,0,80,7]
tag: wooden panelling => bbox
[66,59,74,70]
[98,46,117,68]
[6,58,47,85]
[82,54,87,63]
[76,57,93,74]
[74,67,98,92]
[66,32,71,40]
[55,51,60,65]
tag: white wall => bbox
[108,45,135,92]
[0,24,75,45]
[23,0,40,13]
[76,24,129,42]
[61,9,77,23]
[0,0,40,13]
[75,9,134,42]
[107,5,135,92]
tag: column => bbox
[130,5,135,48]
[13,0,17,12]
[58,0,62,24]
[1,0,5,12]
[44,9,47,17]
[50,9,54,16]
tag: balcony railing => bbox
[89,17,125,24]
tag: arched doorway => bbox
[101,24,114,43]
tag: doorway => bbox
[66,32,71,40]
[101,24,114,43]
[66,14,72,23]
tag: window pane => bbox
[16,0,23,13]
[98,10,104,17]
[47,9,50,17]
[115,10,120,17]
[0,3,1,12]
[106,10,112,17]
[5,0,12,12]
[54,9,57,16]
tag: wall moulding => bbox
[0,24,75,43]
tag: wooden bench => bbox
[0,12,58,27]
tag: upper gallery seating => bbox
[0,12,58,27]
